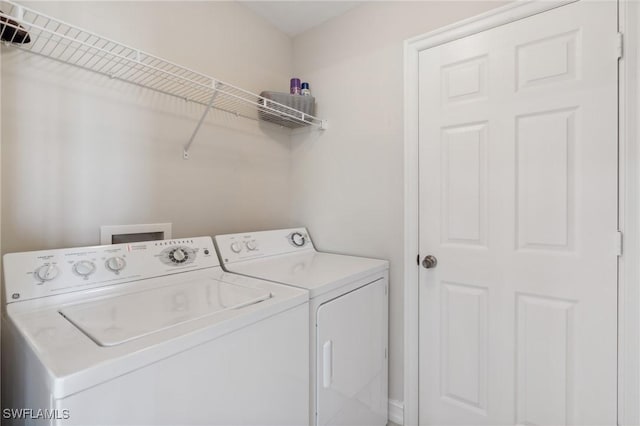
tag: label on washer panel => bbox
[215,228,315,265]
[3,236,218,303]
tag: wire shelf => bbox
[0,1,327,133]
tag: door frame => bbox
[403,1,640,424]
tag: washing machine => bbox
[214,228,389,426]
[2,236,309,425]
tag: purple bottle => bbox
[290,78,301,95]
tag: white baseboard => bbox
[388,399,404,425]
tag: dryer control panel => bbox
[4,237,218,303]
[215,228,315,265]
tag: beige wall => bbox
[2,1,295,253]
[290,1,505,402]
[1,0,510,408]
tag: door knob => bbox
[422,255,438,269]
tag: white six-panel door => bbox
[418,2,618,424]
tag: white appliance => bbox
[2,237,309,426]
[215,228,389,426]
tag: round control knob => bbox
[246,240,258,251]
[73,260,96,277]
[169,248,189,264]
[172,248,186,261]
[106,256,126,273]
[230,242,242,253]
[290,232,306,247]
[34,264,59,282]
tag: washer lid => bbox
[59,277,272,347]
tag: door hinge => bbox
[616,230,623,257]
[617,32,623,60]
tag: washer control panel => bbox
[4,236,218,303]
[215,228,315,265]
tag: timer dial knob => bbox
[290,232,306,247]
[73,260,96,277]
[246,240,258,251]
[106,256,126,273]
[169,248,188,263]
[34,264,59,282]
[230,242,242,253]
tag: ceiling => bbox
[242,1,361,36]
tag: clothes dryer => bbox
[215,228,389,426]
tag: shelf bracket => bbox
[183,82,221,160]
[15,5,24,20]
